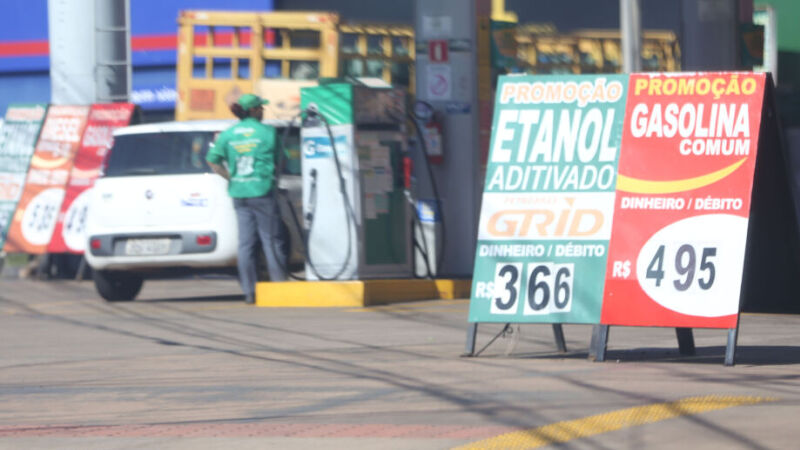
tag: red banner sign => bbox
[3,105,90,254]
[601,73,767,328]
[48,103,135,253]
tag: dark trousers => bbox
[233,192,288,296]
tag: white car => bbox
[84,119,302,301]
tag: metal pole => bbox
[589,325,609,362]
[620,0,642,73]
[762,6,778,85]
[95,0,132,102]
[462,323,478,356]
[676,328,696,355]
[552,324,567,353]
[725,327,739,366]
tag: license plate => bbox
[124,238,171,256]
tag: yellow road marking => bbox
[456,395,774,450]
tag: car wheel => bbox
[93,270,144,302]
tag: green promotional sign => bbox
[0,104,48,249]
[490,20,518,71]
[469,75,627,323]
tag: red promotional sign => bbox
[429,40,448,63]
[601,73,767,328]
[3,105,90,254]
[48,103,135,253]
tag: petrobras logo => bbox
[478,192,616,241]
[302,135,348,159]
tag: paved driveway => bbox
[1,277,799,449]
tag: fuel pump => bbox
[299,82,413,281]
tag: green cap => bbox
[237,93,269,110]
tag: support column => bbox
[680,0,741,70]
[413,0,491,277]
[95,0,132,102]
[620,0,642,72]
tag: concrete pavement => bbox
[1,277,799,449]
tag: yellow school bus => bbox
[514,25,681,74]
[175,10,415,121]
[174,10,681,121]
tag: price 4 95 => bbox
[491,262,574,315]
[644,244,717,291]
[631,214,747,317]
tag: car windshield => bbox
[104,127,300,177]
[104,131,215,177]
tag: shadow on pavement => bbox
[508,345,800,365]
[137,294,245,303]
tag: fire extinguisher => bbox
[412,100,444,164]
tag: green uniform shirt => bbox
[206,117,277,198]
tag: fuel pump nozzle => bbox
[305,168,318,224]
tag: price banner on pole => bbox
[469,74,628,323]
[0,104,48,249]
[48,103,135,254]
[601,73,766,328]
[3,105,90,254]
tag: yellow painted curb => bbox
[255,278,471,307]
[455,395,775,449]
